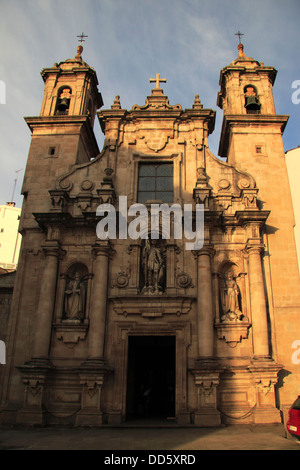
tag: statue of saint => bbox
[64,271,86,320]
[142,239,164,293]
[220,269,242,321]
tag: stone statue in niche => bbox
[220,269,242,322]
[141,239,165,294]
[64,271,86,321]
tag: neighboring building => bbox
[0,270,16,373]
[285,146,300,273]
[0,42,300,427]
[0,202,21,271]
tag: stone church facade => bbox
[1,42,300,426]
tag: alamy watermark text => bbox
[96,196,204,251]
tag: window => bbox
[49,146,56,156]
[138,163,173,203]
[256,146,262,154]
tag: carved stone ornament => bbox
[112,271,130,288]
[176,271,193,289]
[54,320,89,348]
[111,296,193,318]
[215,320,251,348]
[49,189,69,212]
[242,188,259,210]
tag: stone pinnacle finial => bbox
[235,31,245,58]
[193,94,203,109]
[75,44,83,59]
[237,42,246,59]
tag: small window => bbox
[0,228,3,232]
[138,163,173,203]
[49,146,56,156]
[256,146,262,154]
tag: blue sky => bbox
[0,0,299,208]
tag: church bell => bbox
[57,97,70,111]
[245,94,260,111]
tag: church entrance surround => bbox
[126,336,176,421]
[108,322,191,425]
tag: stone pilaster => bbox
[75,240,113,426]
[192,246,222,426]
[17,241,64,425]
[75,363,110,427]
[246,243,270,359]
[88,240,112,360]
[195,246,215,359]
[191,359,223,426]
[248,359,283,424]
[33,241,65,360]
[246,243,283,423]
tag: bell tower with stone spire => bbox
[39,40,103,125]
[20,39,103,231]
[217,37,300,410]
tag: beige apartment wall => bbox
[0,204,21,269]
[285,146,300,273]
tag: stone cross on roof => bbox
[149,73,167,89]
[77,32,88,43]
[235,30,244,44]
[75,33,88,59]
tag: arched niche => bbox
[217,261,243,322]
[243,84,261,114]
[62,262,89,322]
[55,86,72,115]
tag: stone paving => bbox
[0,423,299,450]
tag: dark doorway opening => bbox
[126,336,176,421]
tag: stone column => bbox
[75,240,113,426]
[88,241,112,360]
[33,242,63,359]
[17,241,63,425]
[246,241,282,424]
[193,246,222,426]
[195,246,215,359]
[247,244,270,359]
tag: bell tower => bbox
[217,38,300,407]
[21,41,103,229]
[39,43,103,125]
[217,40,287,166]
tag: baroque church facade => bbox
[1,41,300,426]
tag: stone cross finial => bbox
[149,73,167,89]
[77,32,88,43]
[75,33,88,59]
[235,30,244,44]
